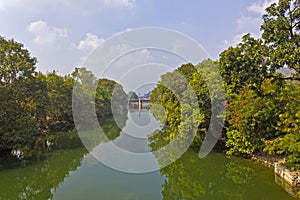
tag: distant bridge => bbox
[128,99,150,109]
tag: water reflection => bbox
[91,108,162,173]
[52,109,164,199]
[0,109,297,200]
[52,154,164,200]
[159,150,295,200]
[0,147,87,200]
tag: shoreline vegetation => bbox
[0,0,299,198]
[147,0,300,196]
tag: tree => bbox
[225,79,285,155]
[72,68,127,130]
[0,36,42,151]
[0,85,37,151]
[149,62,216,150]
[0,37,36,84]
[33,71,75,132]
[95,78,127,119]
[42,71,74,124]
[221,0,300,163]
[24,74,49,129]
[261,0,300,78]
[72,67,98,131]
[218,34,270,95]
[264,83,300,164]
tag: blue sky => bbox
[0,0,277,75]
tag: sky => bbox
[0,0,278,88]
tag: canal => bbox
[0,109,296,199]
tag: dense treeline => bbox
[150,0,300,165]
[0,36,127,153]
[1,0,299,167]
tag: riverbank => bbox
[251,153,300,198]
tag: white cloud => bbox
[74,29,137,66]
[221,33,246,49]
[114,28,133,36]
[237,16,261,28]
[247,0,278,15]
[219,32,260,50]
[104,0,135,7]
[235,0,278,39]
[77,33,105,51]
[27,20,68,45]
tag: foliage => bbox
[1,0,300,169]
[41,71,74,124]
[220,0,300,164]
[0,36,128,153]
[261,0,300,77]
[95,78,127,119]
[0,36,42,150]
[149,61,222,150]
[150,64,198,148]
[225,79,285,155]
[264,83,300,163]
[225,130,256,155]
[276,83,300,134]
[218,34,270,95]
[0,37,36,84]
[0,85,37,150]
[264,133,300,163]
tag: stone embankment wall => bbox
[274,163,300,187]
[252,154,300,198]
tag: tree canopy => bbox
[0,36,128,154]
[261,0,300,77]
[149,0,300,166]
[1,0,300,167]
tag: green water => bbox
[0,109,297,200]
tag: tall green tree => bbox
[72,67,127,131]
[223,0,300,162]
[72,67,98,131]
[42,71,74,124]
[149,62,218,150]
[0,36,43,151]
[95,78,127,119]
[225,79,285,155]
[218,34,270,95]
[261,0,300,78]
[264,83,300,164]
